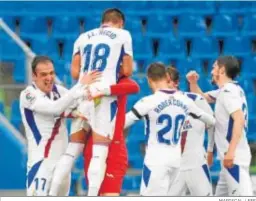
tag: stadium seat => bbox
[30,38,59,57]
[190,37,219,59]
[83,16,101,32]
[13,59,26,83]
[242,14,256,37]
[241,56,256,78]
[158,37,186,59]
[1,16,16,30]
[0,39,23,60]
[178,15,207,37]
[211,15,238,37]
[122,175,141,191]
[238,77,254,98]
[52,16,81,38]
[178,1,216,15]
[146,15,173,37]
[10,99,22,130]
[125,17,142,36]
[223,36,251,57]
[133,36,153,60]
[148,1,180,15]
[217,1,251,14]
[19,16,48,38]
[176,57,202,75]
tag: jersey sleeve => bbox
[73,36,81,56]
[123,31,133,57]
[206,89,220,102]
[195,96,213,116]
[222,90,241,115]
[124,96,151,128]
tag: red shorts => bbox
[84,136,128,194]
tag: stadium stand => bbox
[1,1,256,195]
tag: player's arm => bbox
[20,72,100,116]
[187,99,215,128]
[120,31,133,77]
[71,36,82,80]
[124,97,150,129]
[186,71,216,103]
[222,91,245,168]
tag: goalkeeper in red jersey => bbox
[84,76,139,196]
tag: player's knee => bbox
[92,131,111,144]
[66,142,84,158]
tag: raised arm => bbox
[186,71,216,104]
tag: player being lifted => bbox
[124,63,215,196]
[49,8,133,196]
[187,56,253,196]
[20,56,99,196]
[166,67,213,196]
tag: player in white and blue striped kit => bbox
[187,56,253,196]
[124,63,216,196]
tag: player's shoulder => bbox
[53,84,68,95]
[20,85,37,106]
[221,82,241,96]
[183,92,204,102]
[137,94,155,105]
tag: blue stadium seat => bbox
[223,36,251,57]
[178,1,216,15]
[52,16,81,38]
[13,59,26,83]
[0,39,23,60]
[146,15,172,37]
[191,37,219,59]
[238,77,254,97]
[133,36,153,60]
[211,15,238,37]
[54,59,69,81]
[241,56,256,77]
[158,37,185,59]
[83,16,101,32]
[242,14,256,37]
[122,175,141,191]
[125,17,142,36]
[199,76,213,92]
[148,1,180,15]
[178,15,207,37]
[19,16,48,38]
[30,38,59,56]
[217,1,251,14]
[10,99,22,130]
[176,58,202,75]
[63,40,76,58]
[1,16,16,30]
[248,95,256,118]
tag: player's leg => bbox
[140,164,170,196]
[168,170,187,196]
[57,173,71,196]
[215,167,229,196]
[225,165,253,196]
[27,159,54,196]
[87,97,117,196]
[49,119,90,196]
[186,164,212,196]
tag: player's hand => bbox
[207,151,213,167]
[80,71,102,85]
[186,71,199,84]
[223,152,235,169]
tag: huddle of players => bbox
[20,7,253,196]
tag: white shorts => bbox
[215,164,253,196]
[77,96,117,138]
[140,163,179,196]
[168,164,212,196]
[26,159,70,196]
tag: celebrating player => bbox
[20,56,99,196]
[124,63,215,196]
[187,56,253,196]
[166,67,213,196]
[51,8,134,196]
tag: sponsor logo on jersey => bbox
[25,91,36,105]
[183,120,192,130]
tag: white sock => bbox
[87,144,109,196]
[49,142,84,196]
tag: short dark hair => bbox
[101,8,125,24]
[32,55,53,74]
[216,55,240,80]
[166,66,180,83]
[147,62,167,81]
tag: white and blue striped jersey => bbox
[180,92,214,170]
[214,82,251,166]
[73,27,133,87]
[125,89,216,168]
[20,83,84,167]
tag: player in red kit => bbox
[84,76,139,196]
